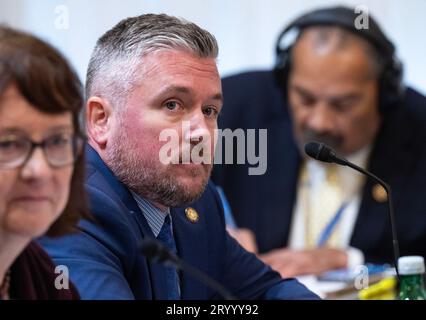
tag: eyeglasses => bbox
[0,132,84,169]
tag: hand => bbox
[258,247,348,278]
[226,227,258,254]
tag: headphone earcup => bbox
[273,46,292,99]
[378,57,404,113]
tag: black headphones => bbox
[274,6,405,113]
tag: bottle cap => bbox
[398,256,425,275]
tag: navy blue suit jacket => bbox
[40,146,317,300]
[212,70,426,263]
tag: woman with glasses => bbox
[0,26,89,299]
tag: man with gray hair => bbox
[40,13,317,299]
[213,6,426,280]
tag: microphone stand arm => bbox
[339,157,400,279]
[167,257,237,300]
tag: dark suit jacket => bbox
[39,145,317,300]
[212,70,426,263]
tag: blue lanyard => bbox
[317,202,348,247]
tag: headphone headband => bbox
[274,6,404,112]
[276,6,395,58]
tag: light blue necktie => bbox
[156,215,180,299]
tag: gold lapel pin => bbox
[185,207,199,223]
[372,184,388,203]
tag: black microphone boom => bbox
[304,141,400,277]
[305,141,347,166]
[140,239,237,300]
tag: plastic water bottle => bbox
[398,256,426,300]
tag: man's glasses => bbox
[0,132,84,169]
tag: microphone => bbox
[140,239,237,300]
[304,141,400,277]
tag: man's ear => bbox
[86,96,114,149]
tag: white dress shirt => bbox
[288,145,372,268]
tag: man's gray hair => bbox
[86,13,219,107]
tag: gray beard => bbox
[105,142,211,208]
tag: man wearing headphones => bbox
[212,6,426,278]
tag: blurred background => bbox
[1,0,425,94]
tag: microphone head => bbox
[140,239,170,263]
[304,141,335,163]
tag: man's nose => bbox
[185,112,212,144]
[306,103,336,133]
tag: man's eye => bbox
[203,106,218,118]
[164,101,180,111]
[333,101,355,112]
[299,95,316,107]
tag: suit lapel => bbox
[86,145,172,299]
[129,210,170,300]
[171,205,208,299]
[350,109,415,260]
[264,118,301,248]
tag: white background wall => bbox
[1,0,425,94]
